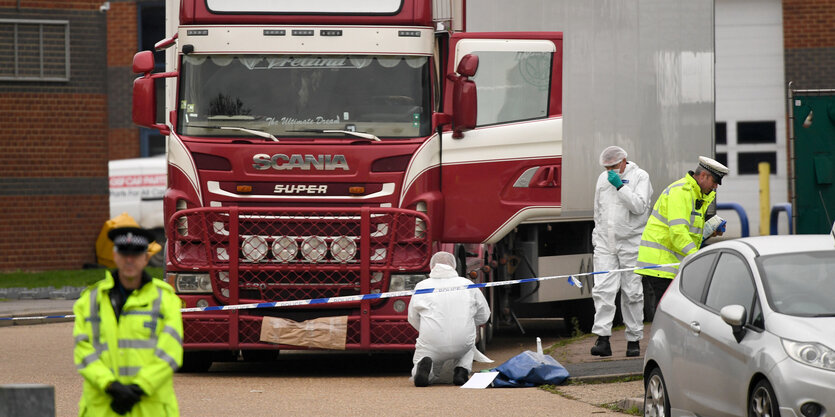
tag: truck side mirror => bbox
[131,51,170,135]
[450,54,478,139]
[132,51,155,74]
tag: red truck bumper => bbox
[168,207,429,352]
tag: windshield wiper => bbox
[207,126,279,142]
[289,129,380,142]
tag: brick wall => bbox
[0,93,108,176]
[0,195,108,270]
[783,0,835,49]
[107,2,138,67]
[0,5,109,271]
[107,1,142,161]
[0,1,100,9]
[109,128,140,160]
[783,0,835,89]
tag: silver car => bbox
[643,235,835,417]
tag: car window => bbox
[705,252,756,314]
[760,250,835,316]
[679,252,718,302]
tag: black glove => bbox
[106,381,144,415]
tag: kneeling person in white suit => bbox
[408,251,491,387]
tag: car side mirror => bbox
[720,304,747,343]
[448,54,478,139]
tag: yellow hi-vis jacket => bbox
[636,173,715,279]
[73,270,183,417]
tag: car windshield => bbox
[177,54,431,139]
[759,250,835,316]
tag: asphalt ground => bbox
[0,300,646,380]
[0,299,647,411]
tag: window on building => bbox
[716,152,728,170]
[141,129,166,157]
[139,3,166,70]
[737,121,776,144]
[715,122,727,144]
[738,152,776,175]
[0,19,70,81]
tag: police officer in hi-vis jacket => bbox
[73,226,183,416]
[636,156,729,313]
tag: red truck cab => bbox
[133,0,563,371]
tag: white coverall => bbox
[408,262,491,384]
[591,161,653,342]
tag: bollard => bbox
[0,384,55,417]
[759,162,771,236]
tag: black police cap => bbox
[107,226,154,255]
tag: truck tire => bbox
[563,299,595,335]
[241,349,280,362]
[477,322,493,353]
[179,351,213,373]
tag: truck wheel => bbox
[241,349,279,362]
[477,322,493,353]
[477,325,487,353]
[179,351,213,373]
[563,299,595,335]
[456,244,467,277]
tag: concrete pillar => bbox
[0,384,55,417]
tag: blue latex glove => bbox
[607,170,623,189]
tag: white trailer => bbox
[466,0,715,332]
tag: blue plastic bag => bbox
[490,350,570,387]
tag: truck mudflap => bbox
[167,206,430,350]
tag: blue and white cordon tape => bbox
[0,263,678,322]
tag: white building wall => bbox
[715,0,789,236]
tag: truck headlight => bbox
[782,339,835,371]
[272,236,298,263]
[390,274,426,291]
[301,236,327,262]
[173,273,213,293]
[330,236,357,263]
[242,236,268,263]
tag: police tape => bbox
[0,263,678,322]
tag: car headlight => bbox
[782,339,835,371]
[390,274,427,292]
[172,273,213,294]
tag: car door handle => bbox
[689,321,701,335]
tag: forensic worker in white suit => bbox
[590,146,653,358]
[408,251,491,387]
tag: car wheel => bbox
[644,367,670,417]
[749,379,780,417]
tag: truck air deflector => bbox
[178,26,433,55]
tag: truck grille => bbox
[168,207,430,303]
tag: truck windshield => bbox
[177,54,431,139]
